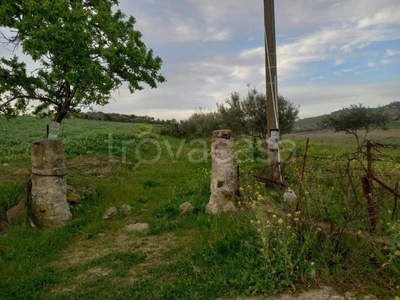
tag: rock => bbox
[2,163,9,167]
[179,202,195,213]
[283,188,297,202]
[205,202,222,215]
[67,185,77,192]
[121,204,131,215]
[67,190,81,204]
[125,222,149,232]
[103,207,118,220]
[223,201,237,213]
[6,196,28,224]
[81,185,97,198]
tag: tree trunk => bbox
[55,107,68,123]
[354,133,361,152]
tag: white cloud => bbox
[132,11,233,43]
[204,27,232,42]
[229,66,252,81]
[381,59,393,64]
[276,0,400,31]
[357,5,400,28]
[239,47,263,59]
[386,49,400,57]
[240,22,399,80]
[282,80,400,118]
[334,68,355,77]
[335,59,344,66]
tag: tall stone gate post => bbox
[206,130,237,214]
[31,140,72,228]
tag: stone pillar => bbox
[206,130,237,214]
[31,140,72,228]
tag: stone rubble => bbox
[103,207,118,220]
[121,204,132,215]
[6,196,28,224]
[179,201,195,213]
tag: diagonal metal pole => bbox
[264,0,281,182]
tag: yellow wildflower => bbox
[277,219,283,224]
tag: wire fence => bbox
[247,138,400,236]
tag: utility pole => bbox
[264,0,281,182]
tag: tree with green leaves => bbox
[0,0,165,123]
[322,104,390,150]
[217,86,299,140]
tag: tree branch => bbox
[0,94,59,111]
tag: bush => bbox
[161,109,224,138]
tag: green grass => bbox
[388,120,400,129]
[0,116,399,299]
[0,116,150,163]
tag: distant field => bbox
[0,116,148,163]
[285,127,400,141]
[295,114,400,131]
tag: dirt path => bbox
[219,286,378,300]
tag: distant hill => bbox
[294,101,400,132]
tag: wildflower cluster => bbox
[249,200,313,286]
[379,219,400,269]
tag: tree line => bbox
[162,86,300,140]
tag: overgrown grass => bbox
[242,137,400,298]
[0,117,399,299]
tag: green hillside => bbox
[295,101,400,132]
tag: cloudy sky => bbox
[3,0,400,120]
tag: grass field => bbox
[0,116,399,299]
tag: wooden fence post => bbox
[363,140,377,233]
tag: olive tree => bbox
[322,104,390,150]
[217,87,299,140]
[0,0,165,123]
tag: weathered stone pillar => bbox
[31,140,72,228]
[206,130,237,214]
